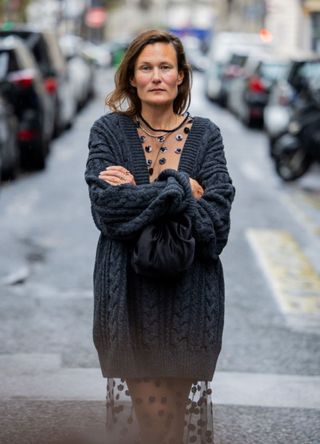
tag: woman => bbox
[85,29,235,444]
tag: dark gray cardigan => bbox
[85,113,235,380]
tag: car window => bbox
[30,35,52,75]
[0,49,19,75]
[230,54,248,67]
[0,52,9,78]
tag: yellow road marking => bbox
[247,229,320,315]
[282,190,320,237]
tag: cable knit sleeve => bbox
[191,122,235,260]
[85,119,193,240]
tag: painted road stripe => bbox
[282,190,320,238]
[247,229,320,315]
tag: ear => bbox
[177,71,184,85]
[130,77,136,87]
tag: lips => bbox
[150,88,165,92]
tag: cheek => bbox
[163,72,181,86]
[135,74,151,89]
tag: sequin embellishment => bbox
[175,148,182,154]
[145,145,152,153]
[176,134,183,141]
[159,158,166,165]
[160,146,168,153]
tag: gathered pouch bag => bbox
[131,213,195,278]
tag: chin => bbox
[144,98,174,108]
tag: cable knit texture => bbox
[85,113,235,379]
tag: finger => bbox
[99,171,126,181]
[99,169,135,184]
[102,177,122,186]
[106,166,129,174]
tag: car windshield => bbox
[259,62,288,81]
[298,61,320,80]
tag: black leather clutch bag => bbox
[131,213,195,278]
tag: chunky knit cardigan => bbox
[85,113,235,379]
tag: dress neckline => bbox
[119,114,202,185]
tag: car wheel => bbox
[274,149,312,181]
[1,116,20,181]
[21,140,46,171]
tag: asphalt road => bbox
[0,68,319,444]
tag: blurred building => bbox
[264,0,320,54]
[222,0,266,32]
[223,0,320,55]
[300,0,320,52]
[106,0,221,41]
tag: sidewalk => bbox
[1,353,320,444]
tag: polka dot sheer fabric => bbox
[105,378,214,444]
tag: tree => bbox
[0,0,32,22]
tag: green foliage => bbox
[0,0,31,22]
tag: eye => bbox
[140,65,151,71]
[161,65,171,71]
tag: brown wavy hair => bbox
[106,29,192,116]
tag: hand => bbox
[189,178,204,200]
[98,166,136,186]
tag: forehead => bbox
[136,42,177,63]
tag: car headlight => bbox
[288,121,301,134]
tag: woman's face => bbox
[130,42,184,111]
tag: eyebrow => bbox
[137,60,173,65]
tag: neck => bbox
[140,105,179,131]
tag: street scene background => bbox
[0,1,320,443]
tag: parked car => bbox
[264,56,320,146]
[59,34,95,110]
[0,25,76,136]
[227,53,289,126]
[204,32,273,103]
[0,93,19,180]
[0,36,54,170]
[218,51,251,106]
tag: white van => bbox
[205,32,273,103]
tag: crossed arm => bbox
[85,123,235,257]
[98,165,204,200]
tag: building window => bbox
[311,12,320,52]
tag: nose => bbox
[151,67,161,83]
